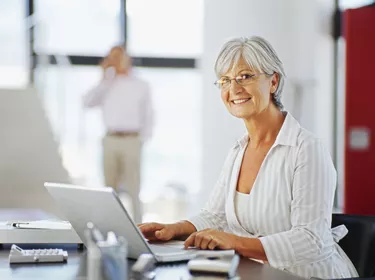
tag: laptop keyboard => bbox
[149,244,189,255]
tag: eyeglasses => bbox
[214,73,268,90]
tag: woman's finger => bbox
[184,232,197,249]
[207,238,219,250]
[138,223,164,234]
[194,232,206,249]
[199,235,212,250]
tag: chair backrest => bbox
[332,214,375,277]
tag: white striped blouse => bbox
[188,112,358,279]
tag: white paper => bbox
[6,220,72,230]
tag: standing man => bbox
[83,46,153,223]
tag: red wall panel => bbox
[344,6,375,214]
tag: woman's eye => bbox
[241,74,252,80]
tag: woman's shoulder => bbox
[280,112,322,147]
[297,127,325,147]
[295,126,332,162]
[283,113,330,157]
[298,127,321,144]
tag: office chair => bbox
[332,214,375,278]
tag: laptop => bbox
[44,183,201,262]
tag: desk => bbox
[0,210,303,279]
[0,246,303,280]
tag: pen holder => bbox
[98,236,128,280]
[84,222,128,280]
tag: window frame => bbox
[26,0,196,84]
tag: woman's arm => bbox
[183,228,267,261]
[188,148,237,231]
[139,148,237,242]
[235,237,267,261]
[185,138,335,264]
[173,220,197,239]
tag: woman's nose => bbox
[229,80,244,94]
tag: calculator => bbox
[9,244,68,264]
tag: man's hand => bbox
[184,229,239,250]
[100,57,111,69]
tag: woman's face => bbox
[220,57,279,120]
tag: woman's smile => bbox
[231,97,252,105]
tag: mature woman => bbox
[139,36,358,279]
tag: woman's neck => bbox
[244,105,285,148]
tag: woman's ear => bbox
[270,73,279,94]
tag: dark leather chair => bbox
[332,214,375,278]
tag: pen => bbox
[86,222,104,242]
[12,223,30,228]
[106,232,118,245]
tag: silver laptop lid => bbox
[44,182,152,259]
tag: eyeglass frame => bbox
[213,73,272,90]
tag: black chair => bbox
[332,214,375,278]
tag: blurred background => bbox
[0,0,374,223]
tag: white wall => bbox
[198,0,335,208]
[0,88,70,217]
[314,0,336,155]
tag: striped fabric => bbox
[188,112,358,279]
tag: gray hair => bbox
[214,36,286,110]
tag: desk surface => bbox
[0,209,303,280]
[0,247,302,280]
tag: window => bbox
[34,0,122,55]
[35,65,105,186]
[31,0,203,222]
[35,66,202,198]
[127,0,203,58]
[35,66,202,222]
[134,68,202,200]
[339,0,374,9]
[0,1,28,87]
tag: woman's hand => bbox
[184,229,239,250]
[137,223,179,241]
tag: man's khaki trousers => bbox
[102,134,142,223]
